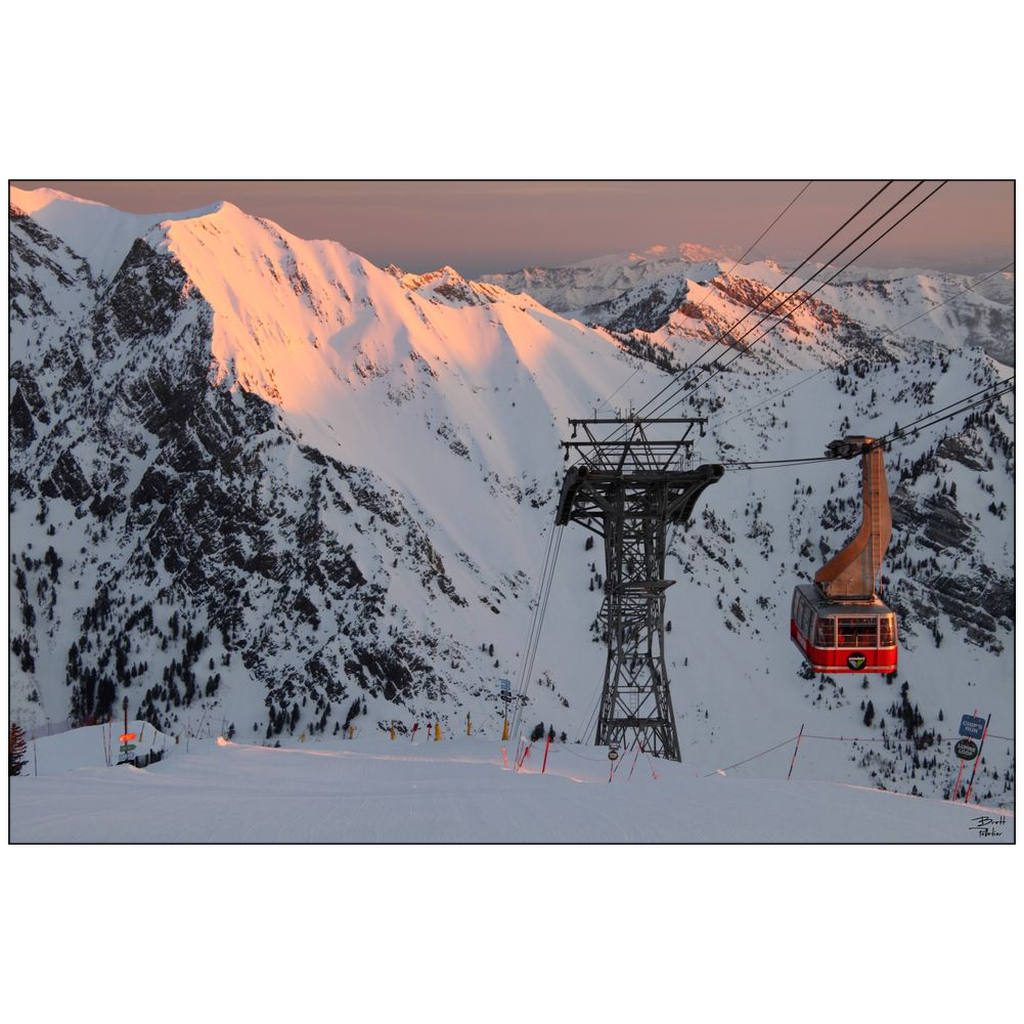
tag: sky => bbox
[11,179,1014,279]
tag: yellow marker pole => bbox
[466,713,472,737]
[300,732,306,743]
[502,718,509,741]
[349,725,354,739]
[434,722,441,742]
[389,725,396,741]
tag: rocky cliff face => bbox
[9,205,507,739]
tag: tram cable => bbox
[597,180,814,414]
[662,181,949,415]
[604,181,895,435]
[719,376,1014,471]
[660,183,940,553]
[589,179,927,472]
[509,521,564,750]
[713,260,1015,430]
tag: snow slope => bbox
[9,731,1013,842]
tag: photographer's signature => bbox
[968,814,1006,838]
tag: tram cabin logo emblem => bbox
[847,653,867,670]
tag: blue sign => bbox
[959,714,986,739]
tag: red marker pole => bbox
[952,708,977,800]
[541,734,551,774]
[963,713,991,804]
[627,747,641,781]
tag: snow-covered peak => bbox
[480,245,726,313]
[631,242,723,264]
[10,186,235,284]
[401,265,505,308]
[10,185,109,216]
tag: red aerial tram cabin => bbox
[790,436,898,675]
[790,584,897,674]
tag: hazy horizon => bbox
[11,179,1014,279]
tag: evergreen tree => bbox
[343,698,363,728]
[9,723,28,776]
[530,721,545,742]
[863,700,875,727]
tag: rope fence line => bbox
[511,721,1015,780]
[703,735,798,776]
[697,725,1015,779]
[803,733,1015,745]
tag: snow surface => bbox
[10,728,1013,842]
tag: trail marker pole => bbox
[542,733,551,773]
[786,724,805,781]
[607,743,619,783]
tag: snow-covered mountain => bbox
[479,243,725,318]
[483,246,1015,366]
[9,189,1015,808]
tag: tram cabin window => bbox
[837,617,877,647]
[878,615,896,647]
[798,597,812,638]
[814,617,835,647]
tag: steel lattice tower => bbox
[555,417,723,760]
